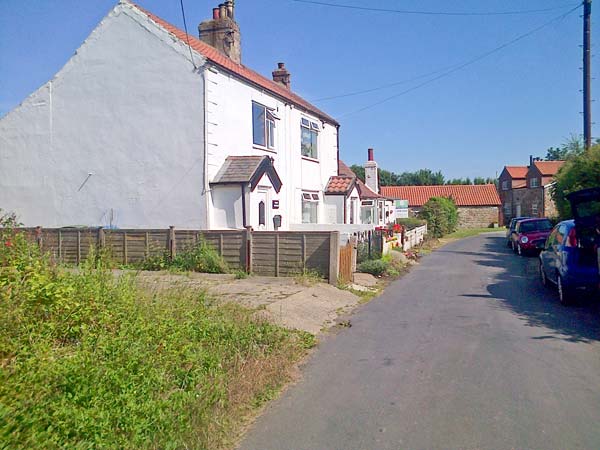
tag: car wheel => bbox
[557,275,573,306]
[540,262,550,288]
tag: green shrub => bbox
[358,259,389,276]
[552,144,600,219]
[418,197,458,238]
[395,217,426,230]
[0,227,310,449]
[172,241,228,273]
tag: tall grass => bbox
[0,219,313,449]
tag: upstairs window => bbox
[252,102,276,149]
[301,118,319,159]
[302,192,319,223]
[530,177,540,188]
[501,180,509,191]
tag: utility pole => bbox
[583,0,592,150]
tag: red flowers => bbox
[4,240,12,247]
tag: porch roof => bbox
[211,156,282,193]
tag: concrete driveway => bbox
[240,232,600,450]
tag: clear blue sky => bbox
[0,0,596,180]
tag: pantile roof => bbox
[381,185,501,207]
[504,166,528,179]
[325,176,355,194]
[533,160,565,176]
[128,1,338,126]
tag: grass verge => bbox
[0,234,314,449]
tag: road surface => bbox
[240,233,600,450]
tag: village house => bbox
[381,184,501,228]
[498,158,565,224]
[0,0,366,232]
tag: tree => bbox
[552,144,600,219]
[350,164,365,182]
[418,197,459,237]
[544,134,589,161]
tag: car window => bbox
[556,224,568,245]
[519,220,553,233]
[546,228,558,248]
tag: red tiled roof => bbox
[325,176,355,194]
[505,166,528,179]
[128,1,338,125]
[533,160,565,176]
[380,185,501,207]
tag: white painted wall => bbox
[0,3,208,228]
[324,195,344,224]
[211,185,243,229]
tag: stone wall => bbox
[544,186,559,219]
[457,206,500,228]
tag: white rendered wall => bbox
[0,3,207,228]
[211,185,243,229]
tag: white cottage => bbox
[0,0,345,231]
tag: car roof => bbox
[518,218,551,223]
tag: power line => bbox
[337,3,583,118]
[291,0,580,17]
[179,0,197,68]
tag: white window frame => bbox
[302,191,319,223]
[531,203,539,215]
[301,117,319,159]
[502,180,509,191]
[252,102,276,150]
[530,177,539,188]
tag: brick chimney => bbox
[199,1,241,64]
[272,63,291,90]
[364,148,379,193]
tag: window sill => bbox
[301,156,319,163]
[253,145,277,154]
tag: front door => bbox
[254,188,271,230]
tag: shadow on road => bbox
[440,235,600,344]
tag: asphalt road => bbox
[240,233,600,450]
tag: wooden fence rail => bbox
[20,227,339,283]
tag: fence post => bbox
[329,231,340,285]
[98,227,106,250]
[301,233,307,268]
[77,230,81,265]
[168,226,176,260]
[275,233,280,277]
[123,231,128,265]
[35,226,43,250]
[245,228,253,273]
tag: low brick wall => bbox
[457,206,499,228]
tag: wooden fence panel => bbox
[17,227,334,281]
[338,241,354,284]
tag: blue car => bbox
[539,188,600,305]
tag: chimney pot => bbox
[368,148,374,161]
[199,2,242,63]
[272,62,291,90]
[212,7,220,19]
[225,1,234,19]
[219,3,227,19]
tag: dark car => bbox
[511,218,553,256]
[539,187,600,304]
[506,217,531,247]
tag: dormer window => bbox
[301,118,319,159]
[530,177,539,188]
[501,180,509,191]
[252,102,276,150]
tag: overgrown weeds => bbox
[0,219,312,449]
[137,240,229,274]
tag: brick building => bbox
[381,185,501,228]
[498,160,565,224]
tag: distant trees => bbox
[349,165,494,187]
